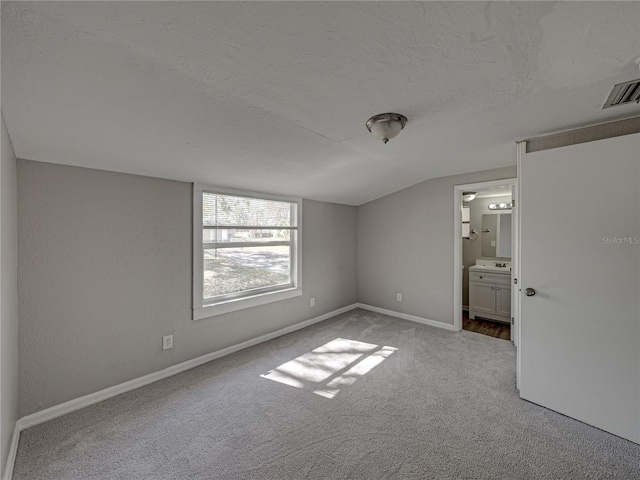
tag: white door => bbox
[518,133,640,444]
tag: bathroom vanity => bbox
[468,261,511,323]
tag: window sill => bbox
[193,287,302,320]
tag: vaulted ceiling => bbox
[2,1,638,205]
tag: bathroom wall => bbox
[462,194,512,308]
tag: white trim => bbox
[510,178,520,347]
[2,423,20,480]
[453,178,517,333]
[357,303,458,332]
[515,142,525,390]
[453,185,463,332]
[196,184,302,204]
[193,183,203,315]
[194,287,302,320]
[3,303,358,480]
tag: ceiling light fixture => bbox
[462,192,477,202]
[366,113,407,144]
[488,202,512,210]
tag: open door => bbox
[518,133,640,443]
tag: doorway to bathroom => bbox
[453,178,518,344]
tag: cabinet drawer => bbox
[469,271,511,285]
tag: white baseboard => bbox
[356,303,459,332]
[2,423,20,480]
[3,303,358,480]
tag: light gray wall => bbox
[462,195,512,307]
[17,160,357,417]
[357,166,517,326]
[1,114,19,474]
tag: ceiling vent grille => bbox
[603,79,640,109]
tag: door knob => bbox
[525,288,536,297]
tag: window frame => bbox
[192,183,302,320]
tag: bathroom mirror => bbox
[481,213,511,258]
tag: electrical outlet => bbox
[310,297,316,307]
[162,335,173,351]
[396,293,402,302]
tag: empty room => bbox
[1,2,639,479]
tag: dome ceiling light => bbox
[366,113,408,144]
[462,192,478,202]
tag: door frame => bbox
[515,143,525,388]
[452,178,518,342]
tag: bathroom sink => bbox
[470,264,511,272]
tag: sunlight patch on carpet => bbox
[260,338,397,398]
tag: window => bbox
[462,206,470,238]
[193,184,302,319]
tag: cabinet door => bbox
[496,285,511,318]
[469,282,495,315]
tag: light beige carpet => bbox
[13,308,640,479]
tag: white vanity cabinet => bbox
[469,268,511,323]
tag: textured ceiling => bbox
[2,1,639,205]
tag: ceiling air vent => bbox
[603,79,640,109]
